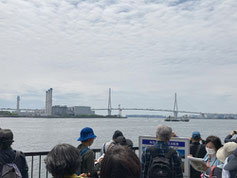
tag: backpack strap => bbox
[80,148,90,157]
[165,148,176,178]
[77,148,90,175]
[209,166,216,178]
[148,146,158,158]
[165,148,176,159]
[14,151,21,163]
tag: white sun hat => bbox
[216,142,237,163]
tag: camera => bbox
[234,131,237,134]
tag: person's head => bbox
[216,142,237,163]
[126,139,133,149]
[114,136,127,146]
[156,125,172,142]
[205,135,222,156]
[0,129,14,150]
[112,130,123,140]
[45,144,81,178]
[77,127,96,146]
[100,145,141,178]
[191,131,201,142]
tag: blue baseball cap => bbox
[192,131,201,139]
[77,127,97,142]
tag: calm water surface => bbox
[0,117,236,152]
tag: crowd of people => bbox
[0,126,237,178]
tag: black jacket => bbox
[0,149,28,178]
[190,142,206,178]
[224,134,237,143]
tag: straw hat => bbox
[216,142,237,163]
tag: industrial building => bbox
[70,106,95,116]
[52,105,67,116]
[51,105,95,117]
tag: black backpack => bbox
[148,147,176,178]
[1,151,22,178]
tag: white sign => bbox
[139,136,190,178]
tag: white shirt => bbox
[222,158,230,178]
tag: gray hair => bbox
[156,125,172,142]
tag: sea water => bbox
[0,117,236,152]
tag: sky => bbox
[0,0,237,115]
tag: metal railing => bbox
[25,147,139,178]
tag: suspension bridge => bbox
[92,89,204,117]
[0,88,235,118]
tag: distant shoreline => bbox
[0,115,127,119]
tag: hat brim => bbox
[216,146,226,163]
[77,135,96,142]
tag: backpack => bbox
[77,147,90,175]
[148,147,176,178]
[1,151,22,178]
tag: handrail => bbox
[24,147,139,178]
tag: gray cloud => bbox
[0,0,237,113]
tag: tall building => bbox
[45,88,53,116]
[16,96,20,113]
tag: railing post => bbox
[39,155,41,178]
[31,156,34,178]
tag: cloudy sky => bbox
[0,0,237,115]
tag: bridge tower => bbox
[118,104,122,117]
[108,88,112,116]
[173,93,178,119]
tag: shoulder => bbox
[84,149,94,158]
[14,150,25,156]
[142,146,154,159]
[13,150,27,163]
[215,159,224,168]
[77,143,83,150]
[169,148,179,158]
[144,146,157,154]
[203,153,209,161]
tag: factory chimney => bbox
[45,88,53,116]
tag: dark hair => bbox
[0,129,14,150]
[45,144,81,178]
[126,139,133,149]
[205,136,222,151]
[112,130,123,140]
[114,136,127,145]
[100,145,141,178]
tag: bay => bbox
[0,117,236,152]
